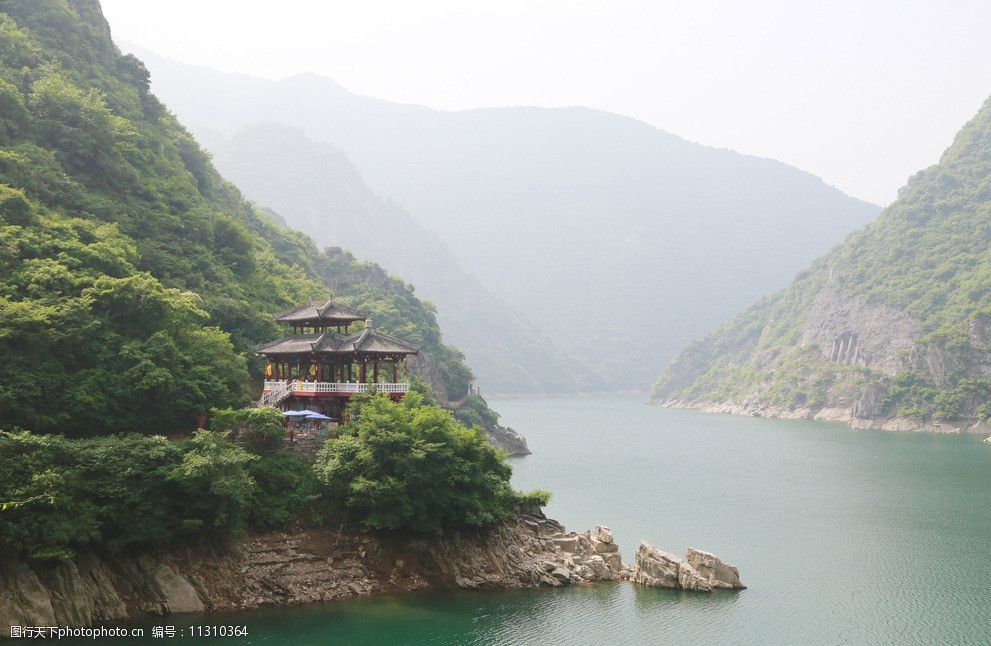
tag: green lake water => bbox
[71,396,991,645]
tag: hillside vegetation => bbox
[0,0,540,564]
[651,96,991,425]
[0,0,480,434]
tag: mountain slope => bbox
[650,96,991,431]
[0,0,493,434]
[205,123,580,395]
[127,46,880,390]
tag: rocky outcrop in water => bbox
[629,541,744,592]
[685,547,746,589]
[629,542,684,589]
[484,424,530,456]
[0,512,618,635]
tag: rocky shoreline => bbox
[650,398,991,435]
[0,509,751,635]
[0,511,624,636]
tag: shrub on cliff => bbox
[0,430,316,559]
[314,392,518,533]
[210,406,286,453]
[453,394,501,433]
[246,453,323,529]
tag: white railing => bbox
[263,380,409,395]
[259,380,292,407]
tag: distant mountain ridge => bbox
[204,123,580,395]
[650,95,991,432]
[131,44,880,391]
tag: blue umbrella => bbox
[304,411,332,421]
[282,410,309,418]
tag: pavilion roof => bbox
[274,299,367,324]
[333,328,420,355]
[257,327,419,356]
[255,334,323,354]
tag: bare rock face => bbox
[629,541,682,589]
[629,541,745,593]
[0,512,624,635]
[406,352,457,408]
[676,562,712,592]
[536,523,627,583]
[853,382,886,419]
[484,423,531,456]
[685,547,746,590]
[147,562,205,613]
[0,559,56,628]
[799,286,920,375]
[984,435,991,445]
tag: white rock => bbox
[586,555,609,579]
[629,541,681,588]
[594,526,614,544]
[685,548,746,590]
[592,540,619,554]
[551,536,580,553]
[676,562,712,592]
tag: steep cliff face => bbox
[651,96,991,432]
[0,513,622,635]
[797,286,920,376]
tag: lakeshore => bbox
[46,396,991,645]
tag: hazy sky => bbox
[100,0,991,206]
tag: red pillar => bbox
[373,361,379,383]
[392,362,398,382]
[359,361,366,383]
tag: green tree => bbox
[314,392,516,533]
[210,406,286,453]
[168,430,258,532]
[246,453,322,529]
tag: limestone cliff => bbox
[650,95,991,433]
[0,512,621,635]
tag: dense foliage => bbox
[453,394,500,430]
[314,393,520,533]
[652,96,991,421]
[0,1,491,433]
[210,406,286,453]
[0,2,325,434]
[0,428,320,560]
[0,394,539,558]
[0,2,537,560]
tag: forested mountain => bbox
[129,46,880,391]
[0,0,486,434]
[651,96,991,428]
[204,123,579,394]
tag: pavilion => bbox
[257,299,419,421]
